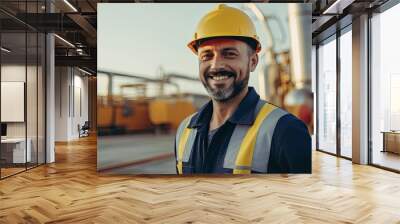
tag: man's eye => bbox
[225,52,238,57]
[200,54,212,61]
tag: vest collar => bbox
[188,87,260,128]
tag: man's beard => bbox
[202,68,250,102]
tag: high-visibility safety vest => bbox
[175,99,288,174]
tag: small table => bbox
[381,131,400,154]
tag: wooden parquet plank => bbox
[0,135,400,223]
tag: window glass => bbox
[339,29,352,158]
[317,36,337,154]
[371,3,400,171]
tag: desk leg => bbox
[382,133,386,152]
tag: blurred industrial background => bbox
[96,3,313,174]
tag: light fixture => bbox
[323,0,341,14]
[322,0,353,15]
[54,34,75,48]
[1,47,11,53]
[78,67,93,76]
[63,0,78,12]
[76,48,86,55]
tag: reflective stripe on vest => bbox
[222,100,264,170]
[176,100,287,174]
[175,114,197,174]
[252,104,287,172]
[224,100,287,173]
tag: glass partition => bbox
[0,1,46,179]
[1,31,28,178]
[27,31,38,169]
[38,32,45,165]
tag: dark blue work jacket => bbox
[174,87,311,174]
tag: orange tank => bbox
[149,98,196,130]
[114,100,154,132]
[97,104,113,128]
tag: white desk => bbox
[1,138,31,163]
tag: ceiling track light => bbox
[1,47,11,53]
[322,0,354,15]
[63,0,78,12]
[78,67,93,76]
[54,34,75,48]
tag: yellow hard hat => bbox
[188,4,261,54]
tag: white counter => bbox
[1,138,32,163]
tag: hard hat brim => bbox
[188,36,261,54]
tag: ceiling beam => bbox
[67,13,97,45]
[55,55,96,68]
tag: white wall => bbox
[1,65,26,135]
[55,67,89,141]
[1,65,32,138]
[71,73,89,138]
[55,66,70,141]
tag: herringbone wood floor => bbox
[1,135,400,224]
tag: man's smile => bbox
[210,75,229,81]
[206,71,236,83]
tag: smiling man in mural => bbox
[174,4,311,174]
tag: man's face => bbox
[197,38,258,102]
